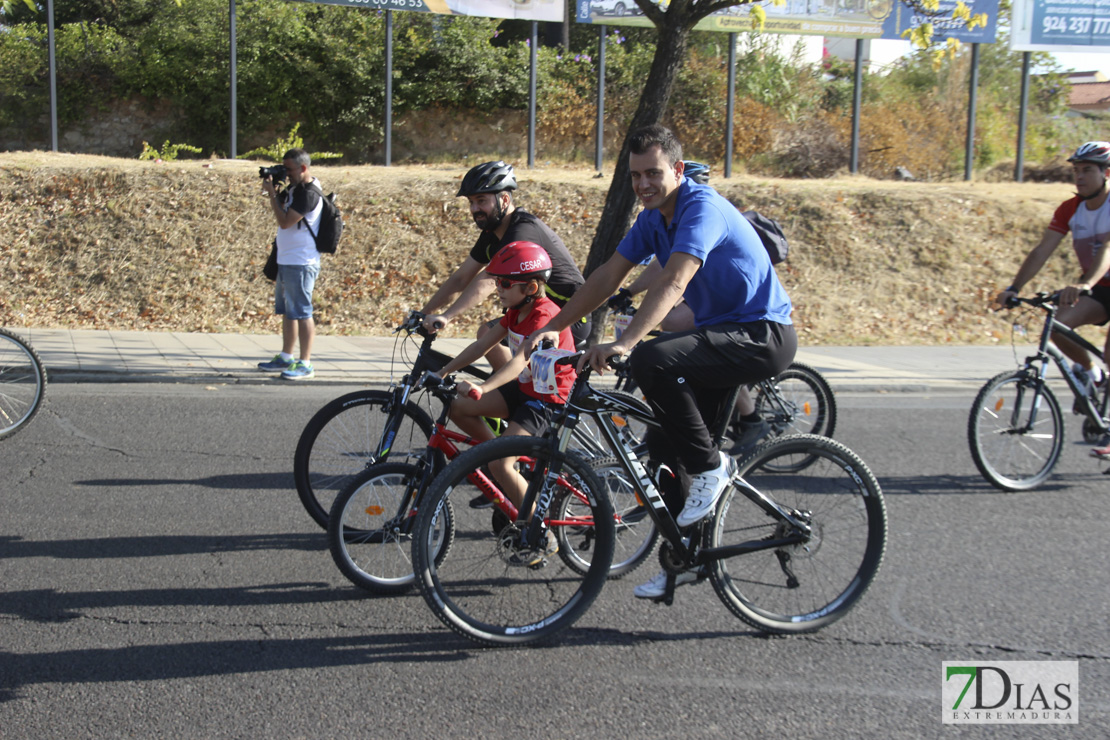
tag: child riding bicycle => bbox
[434,241,578,557]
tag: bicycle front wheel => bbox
[329,463,452,595]
[0,328,48,440]
[556,455,658,579]
[412,436,615,647]
[294,390,434,529]
[968,370,1064,491]
[750,362,836,472]
[709,434,887,634]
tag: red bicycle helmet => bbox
[486,241,552,283]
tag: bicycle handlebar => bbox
[1004,289,1090,311]
[607,289,635,313]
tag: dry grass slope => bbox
[0,151,1094,346]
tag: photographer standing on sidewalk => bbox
[258,148,322,380]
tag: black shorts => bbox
[1088,285,1110,325]
[493,381,557,437]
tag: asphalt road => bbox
[1,383,1107,738]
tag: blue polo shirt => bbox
[616,177,793,327]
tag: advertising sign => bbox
[300,0,564,22]
[882,0,998,43]
[1012,0,1110,52]
[577,0,995,40]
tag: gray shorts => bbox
[275,262,320,320]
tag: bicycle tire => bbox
[412,435,615,647]
[746,362,836,472]
[328,462,453,595]
[294,390,435,529]
[555,455,658,579]
[0,328,48,440]
[968,370,1064,491]
[708,434,886,633]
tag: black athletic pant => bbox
[630,320,797,518]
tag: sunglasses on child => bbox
[495,278,531,290]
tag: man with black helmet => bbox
[997,142,1110,407]
[421,160,589,368]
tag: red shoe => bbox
[1089,443,1110,459]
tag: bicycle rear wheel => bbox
[0,328,47,440]
[556,455,658,579]
[294,390,435,529]
[749,362,836,472]
[412,436,614,647]
[708,434,886,634]
[968,370,1064,491]
[328,462,453,595]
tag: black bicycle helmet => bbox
[457,161,518,197]
[1068,142,1110,167]
[683,161,710,185]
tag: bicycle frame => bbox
[1018,297,1109,435]
[515,365,810,571]
[369,313,492,463]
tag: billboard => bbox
[578,0,998,42]
[577,0,894,37]
[299,0,564,22]
[882,0,998,43]
[1012,0,1110,52]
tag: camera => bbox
[259,164,286,182]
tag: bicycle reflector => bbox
[365,505,384,516]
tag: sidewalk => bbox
[6,327,1038,392]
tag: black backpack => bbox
[742,210,788,265]
[305,181,344,254]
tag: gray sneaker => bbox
[258,354,294,372]
[281,360,315,380]
[727,418,771,454]
[633,568,703,599]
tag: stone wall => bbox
[1,98,610,164]
[2,97,177,157]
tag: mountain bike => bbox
[328,372,653,593]
[295,309,628,529]
[969,291,1110,491]
[606,293,837,471]
[410,351,887,647]
[0,328,48,440]
[293,311,492,529]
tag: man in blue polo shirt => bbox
[528,123,796,600]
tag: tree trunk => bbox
[584,17,692,341]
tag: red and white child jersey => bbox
[500,296,577,403]
[1049,195,1110,286]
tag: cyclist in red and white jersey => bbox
[997,142,1110,406]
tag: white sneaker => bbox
[676,451,732,527]
[633,568,701,599]
[1073,363,1104,396]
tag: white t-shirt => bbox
[276,178,323,265]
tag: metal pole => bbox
[1015,51,1031,183]
[529,21,538,168]
[47,0,58,151]
[725,32,736,179]
[595,25,606,175]
[229,0,237,158]
[850,39,862,174]
[385,10,393,166]
[965,43,980,181]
